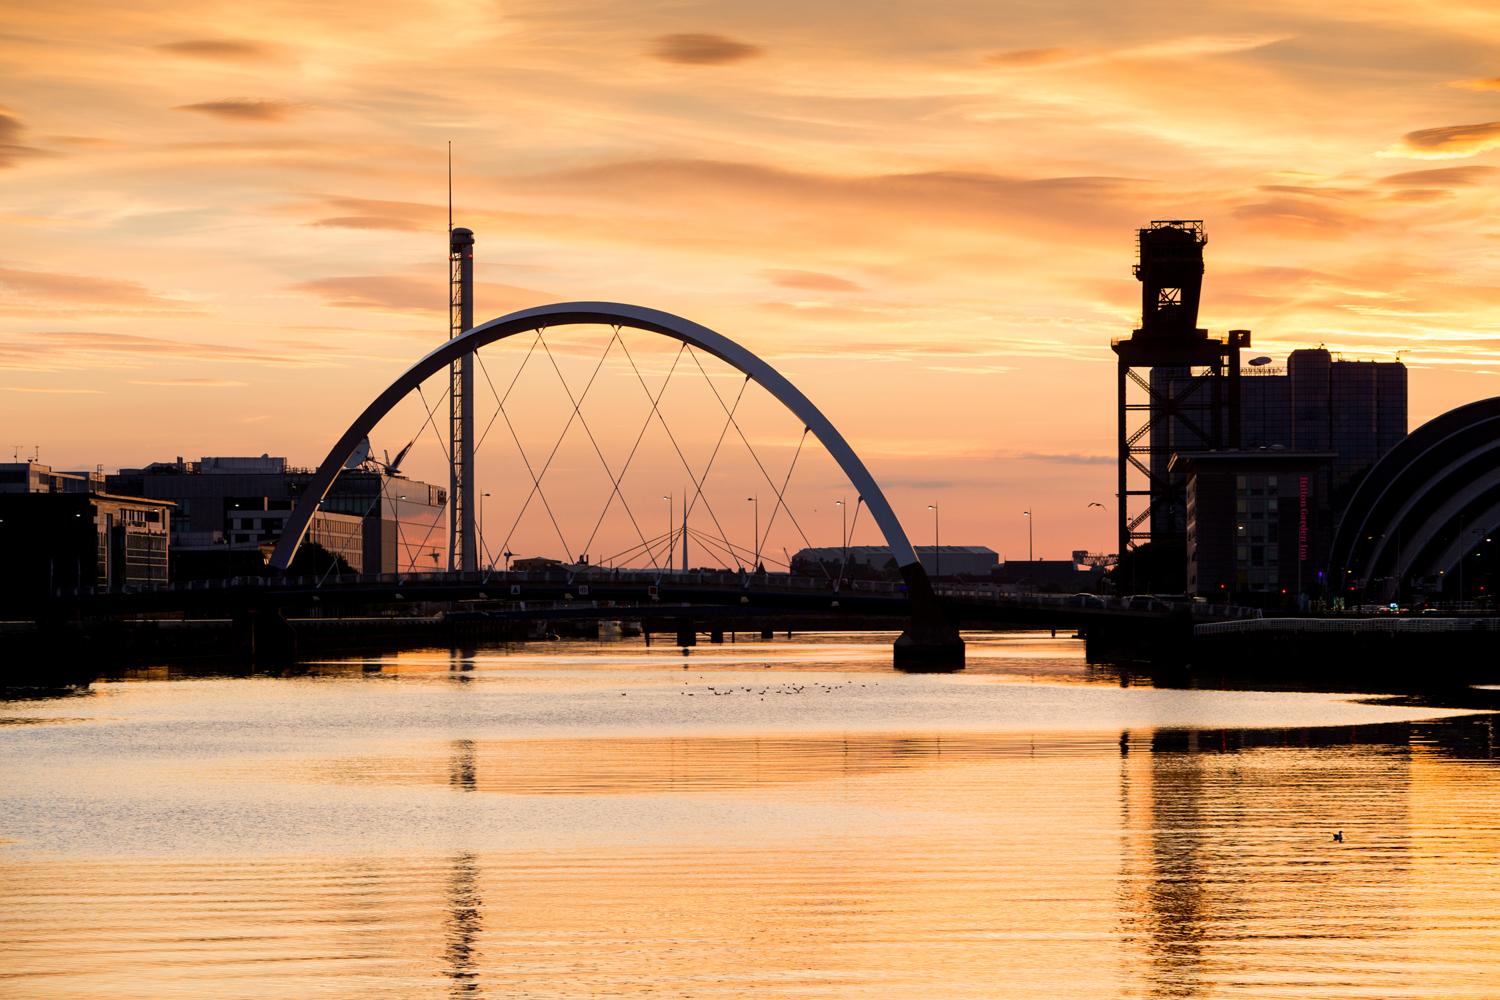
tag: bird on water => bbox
[1333,831,1344,843]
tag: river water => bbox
[3,632,1499,998]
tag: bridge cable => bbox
[687,525,789,571]
[474,326,577,564]
[490,325,623,566]
[473,330,545,455]
[834,497,865,592]
[755,426,826,578]
[677,357,752,571]
[684,347,827,574]
[592,341,747,572]
[535,330,663,570]
[616,336,744,571]
[414,383,453,466]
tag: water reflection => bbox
[5,637,1500,998]
[444,852,484,996]
[449,739,477,793]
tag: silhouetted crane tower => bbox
[1113,221,1249,559]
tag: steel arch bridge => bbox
[267,302,961,666]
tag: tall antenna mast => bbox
[447,143,477,573]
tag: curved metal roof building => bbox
[1330,397,1500,599]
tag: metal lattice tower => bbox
[448,227,476,572]
[1113,221,1247,559]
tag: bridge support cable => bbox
[600,529,678,570]
[617,336,745,571]
[488,324,636,566]
[754,425,829,579]
[835,497,865,592]
[413,384,454,468]
[473,330,544,455]
[687,525,787,571]
[470,332,548,575]
[686,347,826,574]
[534,329,668,571]
[674,365,753,571]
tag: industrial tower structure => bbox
[1113,221,1248,560]
[448,226,477,572]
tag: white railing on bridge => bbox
[1196,616,1500,636]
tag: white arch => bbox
[269,302,919,573]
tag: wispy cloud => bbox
[294,194,436,232]
[3,385,104,394]
[154,39,278,61]
[174,99,305,122]
[1010,451,1113,466]
[1387,120,1500,159]
[649,33,763,65]
[0,109,49,168]
[1379,165,1498,187]
[127,377,247,387]
[292,274,552,318]
[984,47,1074,67]
[1,331,328,368]
[0,267,195,314]
[763,269,863,292]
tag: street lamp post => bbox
[1024,509,1033,562]
[747,496,759,571]
[480,492,491,571]
[663,494,672,571]
[835,497,847,555]
[928,504,940,578]
[395,494,407,574]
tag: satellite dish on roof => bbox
[1249,356,1273,366]
[344,437,372,470]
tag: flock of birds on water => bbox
[685,680,871,699]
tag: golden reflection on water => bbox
[5,636,1500,999]
[5,725,1500,997]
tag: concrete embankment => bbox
[1190,617,1500,674]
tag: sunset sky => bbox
[4,0,1500,564]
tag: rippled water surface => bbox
[4,633,1500,998]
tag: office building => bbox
[0,488,172,600]
[107,455,445,576]
[1173,450,1333,599]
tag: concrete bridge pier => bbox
[893,564,965,672]
[710,629,724,644]
[676,620,697,648]
[232,606,297,664]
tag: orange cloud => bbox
[174,99,304,122]
[296,195,437,232]
[9,331,320,367]
[1390,120,1500,159]
[1232,197,1365,234]
[293,275,552,318]
[649,33,762,65]
[0,267,194,314]
[0,109,48,168]
[1379,165,1498,187]
[128,377,248,387]
[155,39,278,60]
[984,47,1073,67]
[1451,77,1500,91]
[763,269,862,292]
